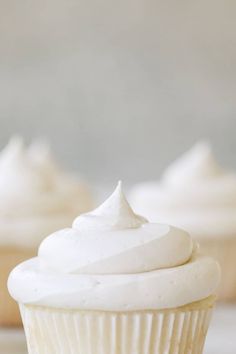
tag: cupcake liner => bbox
[0,247,33,326]
[199,237,236,301]
[20,296,215,354]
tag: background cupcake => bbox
[8,182,220,353]
[130,142,235,301]
[0,136,93,326]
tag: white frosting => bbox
[8,182,220,311]
[73,181,147,231]
[130,142,236,238]
[0,137,93,248]
[163,142,224,184]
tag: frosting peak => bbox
[163,141,224,185]
[73,181,147,231]
[0,136,54,194]
[0,137,93,220]
[0,136,25,164]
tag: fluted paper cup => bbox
[0,247,33,326]
[19,296,215,354]
[199,237,236,301]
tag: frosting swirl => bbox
[0,137,93,248]
[39,182,193,274]
[8,182,220,310]
[130,142,236,237]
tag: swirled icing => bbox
[8,182,220,310]
[130,142,236,238]
[0,137,92,248]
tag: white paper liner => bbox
[199,237,236,301]
[20,297,214,354]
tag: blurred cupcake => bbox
[130,142,235,300]
[8,182,220,353]
[0,136,93,326]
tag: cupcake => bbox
[8,182,220,353]
[130,142,235,300]
[0,136,93,326]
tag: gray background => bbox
[0,0,235,187]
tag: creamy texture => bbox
[8,182,220,311]
[0,137,93,248]
[130,142,236,238]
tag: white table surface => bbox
[0,304,235,354]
